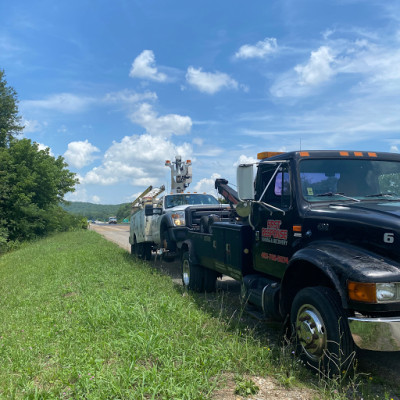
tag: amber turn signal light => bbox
[348,281,377,303]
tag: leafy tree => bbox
[0,139,78,242]
[116,203,131,221]
[0,70,23,148]
[0,70,79,250]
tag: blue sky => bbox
[1,0,400,204]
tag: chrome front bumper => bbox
[348,316,400,351]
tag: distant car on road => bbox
[108,217,117,224]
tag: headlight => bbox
[171,212,185,227]
[348,281,400,303]
[376,283,397,302]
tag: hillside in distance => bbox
[62,201,130,221]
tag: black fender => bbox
[280,240,400,316]
[180,239,200,265]
[160,214,173,231]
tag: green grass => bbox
[0,231,398,400]
[0,231,278,399]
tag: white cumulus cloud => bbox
[82,134,193,186]
[234,155,258,166]
[36,142,54,156]
[129,50,167,82]
[235,37,278,59]
[63,140,100,169]
[130,103,192,137]
[294,46,335,86]
[193,173,221,194]
[186,67,239,94]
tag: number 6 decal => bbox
[384,233,395,244]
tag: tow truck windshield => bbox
[299,159,400,202]
[164,194,219,209]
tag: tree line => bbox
[0,70,84,253]
[62,201,131,222]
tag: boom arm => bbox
[215,178,239,206]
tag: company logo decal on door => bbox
[261,220,288,245]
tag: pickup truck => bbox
[129,192,230,260]
[181,150,400,373]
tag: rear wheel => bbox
[182,251,204,292]
[204,268,217,292]
[291,286,354,375]
[131,237,139,258]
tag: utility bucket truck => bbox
[129,156,231,261]
[181,150,400,374]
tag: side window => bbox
[274,171,291,209]
[258,164,291,210]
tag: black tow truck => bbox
[181,150,400,371]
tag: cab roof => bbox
[257,150,400,162]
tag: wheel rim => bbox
[182,258,190,286]
[295,304,327,361]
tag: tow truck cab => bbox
[183,150,400,372]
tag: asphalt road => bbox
[90,222,400,390]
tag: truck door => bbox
[252,162,294,278]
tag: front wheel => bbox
[141,242,152,261]
[161,228,176,262]
[181,252,205,292]
[291,286,354,375]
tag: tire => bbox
[204,267,217,292]
[142,243,152,261]
[181,251,205,292]
[131,237,139,258]
[161,228,177,262]
[291,286,354,375]
[161,228,177,252]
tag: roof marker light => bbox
[368,152,377,157]
[257,151,284,160]
[354,152,363,157]
[340,151,349,156]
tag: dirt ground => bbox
[90,223,400,399]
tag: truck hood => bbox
[164,205,192,213]
[305,200,400,260]
[308,200,400,224]
[165,204,230,213]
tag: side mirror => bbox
[144,204,155,216]
[237,164,255,200]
